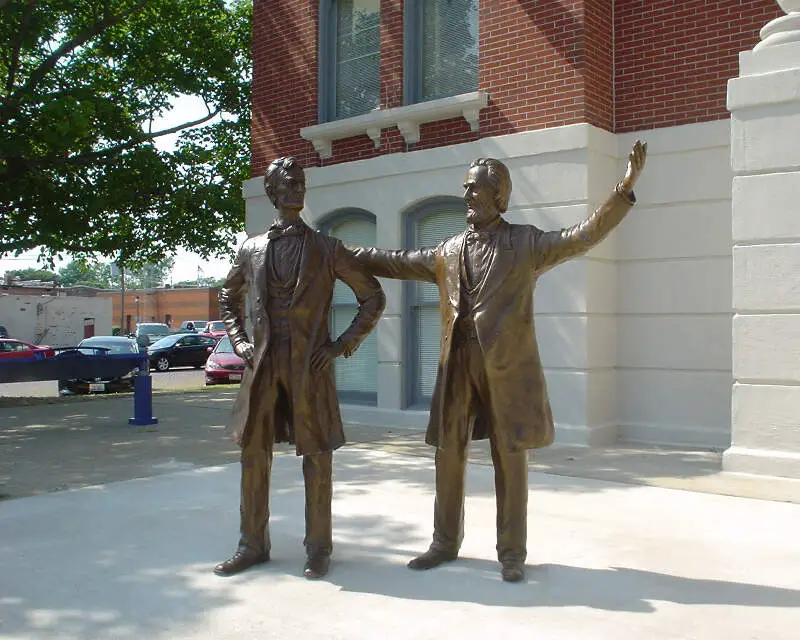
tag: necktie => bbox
[267,222,306,240]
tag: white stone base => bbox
[723,446,800,479]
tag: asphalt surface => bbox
[0,368,206,398]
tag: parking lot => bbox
[0,367,208,398]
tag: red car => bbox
[204,335,246,385]
[204,320,228,341]
[0,338,56,359]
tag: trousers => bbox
[238,339,332,557]
[431,332,529,563]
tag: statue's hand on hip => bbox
[235,341,255,368]
[311,341,345,372]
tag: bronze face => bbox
[274,164,306,217]
[463,165,500,228]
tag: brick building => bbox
[245,1,800,478]
[97,287,221,334]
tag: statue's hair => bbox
[469,158,511,213]
[264,156,302,206]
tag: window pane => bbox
[413,305,441,398]
[332,305,378,394]
[421,0,479,101]
[336,0,381,119]
[410,204,465,404]
[327,216,378,401]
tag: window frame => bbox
[318,0,382,123]
[403,0,480,106]
[318,208,379,406]
[404,196,466,409]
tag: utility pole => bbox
[120,264,126,334]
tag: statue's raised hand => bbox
[620,140,647,193]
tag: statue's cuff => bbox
[615,182,636,205]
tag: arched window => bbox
[405,197,465,407]
[319,209,378,405]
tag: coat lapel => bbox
[472,221,516,309]
[445,232,466,315]
[291,227,315,306]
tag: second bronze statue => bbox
[215,157,385,580]
[349,141,647,582]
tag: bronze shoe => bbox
[407,547,457,570]
[500,559,525,583]
[213,548,270,577]
[303,553,331,579]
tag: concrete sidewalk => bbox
[1,448,799,640]
[2,388,800,503]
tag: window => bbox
[320,0,381,121]
[405,198,465,407]
[320,211,378,405]
[405,0,479,104]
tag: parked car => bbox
[147,333,217,372]
[0,338,56,359]
[58,336,139,394]
[134,322,171,349]
[204,335,246,385]
[179,320,208,332]
[204,320,227,340]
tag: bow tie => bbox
[267,222,306,240]
[465,227,496,244]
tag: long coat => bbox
[219,225,385,454]
[351,187,634,452]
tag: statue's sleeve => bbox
[219,242,251,350]
[332,241,387,357]
[345,244,438,283]
[530,186,635,274]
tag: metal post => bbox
[129,352,158,425]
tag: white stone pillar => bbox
[724,0,800,478]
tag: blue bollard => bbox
[129,353,158,426]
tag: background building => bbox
[0,291,112,347]
[96,287,221,334]
[247,1,800,478]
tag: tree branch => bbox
[6,0,38,93]
[1,0,150,120]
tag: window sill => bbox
[300,91,489,159]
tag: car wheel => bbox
[155,356,170,372]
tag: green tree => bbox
[0,0,251,267]
[57,259,113,288]
[127,257,175,289]
[4,267,57,282]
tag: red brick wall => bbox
[99,289,221,332]
[250,0,320,176]
[614,0,780,132]
[584,0,614,131]
[250,0,781,173]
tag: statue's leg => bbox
[489,437,528,577]
[239,415,274,555]
[302,451,333,578]
[214,366,275,576]
[409,342,473,570]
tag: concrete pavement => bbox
[1,448,799,640]
[2,389,800,639]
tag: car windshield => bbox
[192,321,208,330]
[78,339,138,354]
[215,336,235,354]
[149,334,182,348]
[208,321,226,332]
[139,324,170,336]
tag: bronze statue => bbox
[350,141,647,582]
[215,157,385,579]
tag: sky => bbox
[0,95,248,283]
